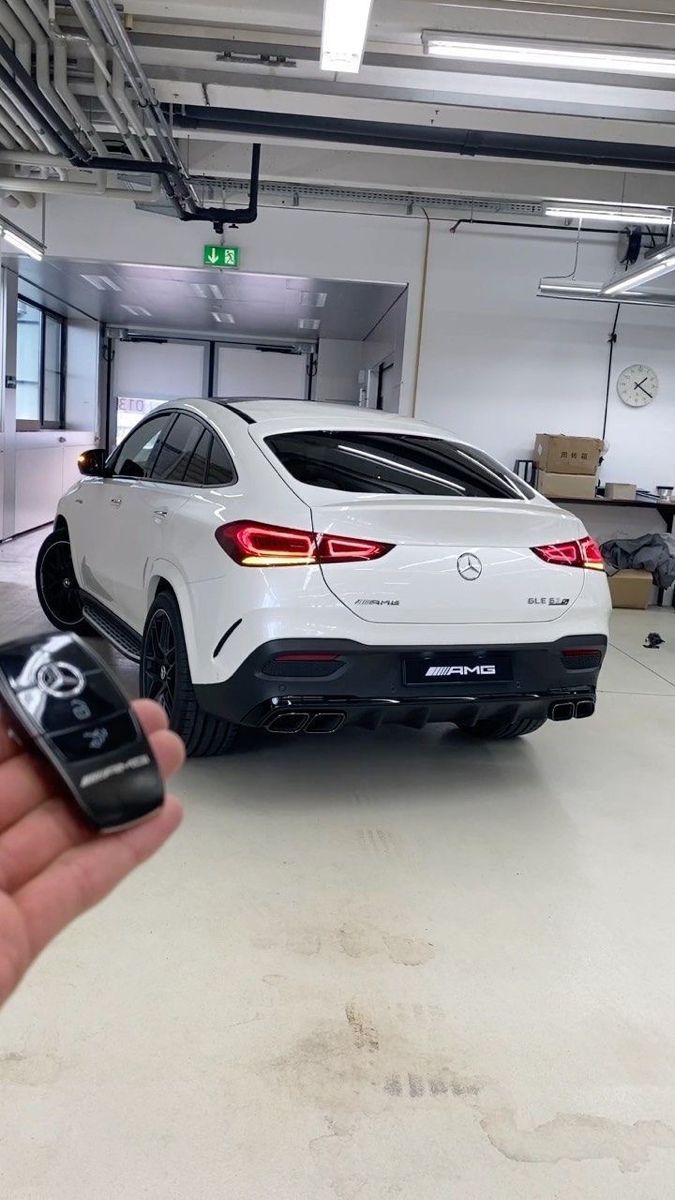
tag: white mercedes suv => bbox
[36,399,611,756]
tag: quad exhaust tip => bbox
[549,700,596,722]
[266,711,346,734]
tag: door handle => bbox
[153,509,168,520]
[110,497,122,506]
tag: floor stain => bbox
[345,1002,379,1052]
[482,1107,675,1173]
[382,934,435,967]
[0,1050,62,1086]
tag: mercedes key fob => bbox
[0,633,164,832]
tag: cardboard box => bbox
[537,470,597,500]
[604,482,637,501]
[608,569,653,610]
[535,434,604,476]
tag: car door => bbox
[73,412,176,627]
[110,413,216,631]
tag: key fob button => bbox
[14,670,129,736]
[51,712,139,761]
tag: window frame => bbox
[16,295,67,432]
[107,409,238,488]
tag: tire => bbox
[140,591,238,757]
[36,529,91,634]
[456,714,547,740]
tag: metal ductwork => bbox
[0,2,262,230]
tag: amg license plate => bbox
[404,652,513,686]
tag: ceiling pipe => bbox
[68,0,144,160]
[179,143,261,229]
[52,35,107,156]
[8,0,77,132]
[0,14,30,71]
[0,172,163,200]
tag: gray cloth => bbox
[601,533,675,590]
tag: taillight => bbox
[532,537,605,571]
[215,521,393,567]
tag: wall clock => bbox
[617,364,658,407]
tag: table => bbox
[561,496,675,608]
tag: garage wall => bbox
[415,224,675,490]
[36,195,675,491]
[216,346,307,398]
[315,340,363,404]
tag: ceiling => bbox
[8,256,404,341]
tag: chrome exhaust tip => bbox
[267,712,310,733]
[550,701,575,722]
[575,700,596,719]
[306,713,346,734]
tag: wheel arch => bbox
[146,560,200,678]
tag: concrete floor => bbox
[2,530,675,1198]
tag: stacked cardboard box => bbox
[608,570,653,609]
[534,434,603,500]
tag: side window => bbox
[181,430,212,486]
[151,414,204,483]
[112,414,173,479]
[205,436,237,486]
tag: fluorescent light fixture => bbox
[603,242,675,295]
[538,282,603,296]
[321,0,374,73]
[80,273,122,292]
[546,205,673,225]
[190,283,207,298]
[208,283,223,299]
[1,227,43,260]
[120,304,152,317]
[301,291,328,307]
[422,30,675,77]
[212,311,235,324]
[298,318,321,331]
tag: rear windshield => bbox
[265,431,526,499]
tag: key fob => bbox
[0,632,164,832]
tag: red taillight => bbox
[215,521,393,567]
[532,537,605,571]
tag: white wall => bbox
[362,290,408,413]
[216,345,307,398]
[114,339,206,400]
[415,224,675,490]
[315,339,363,404]
[14,191,674,493]
[65,316,99,433]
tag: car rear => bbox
[193,409,610,735]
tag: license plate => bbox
[404,651,513,685]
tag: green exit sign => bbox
[203,244,240,268]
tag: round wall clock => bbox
[617,364,658,407]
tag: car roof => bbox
[212,398,407,424]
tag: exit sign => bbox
[203,244,240,268]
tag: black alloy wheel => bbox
[35,530,91,634]
[142,607,177,715]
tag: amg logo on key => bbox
[426,665,497,678]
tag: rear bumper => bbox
[194,634,607,730]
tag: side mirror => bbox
[78,448,108,477]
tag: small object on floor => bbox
[644,633,665,649]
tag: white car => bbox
[36,399,611,756]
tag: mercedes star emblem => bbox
[36,661,86,699]
[457,553,483,581]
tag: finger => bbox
[0,728,184,894]
[0,709,24,767]
[131,699,169,736]
[0,712,184,837]
[15,796,183,958]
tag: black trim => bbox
[207,341,216,398]
[108,408,239,485]
[16,295,66,430]
[213,619,242,659]
[195,634,607,728]
[217,402,256,425]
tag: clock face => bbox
[617,364,659,407]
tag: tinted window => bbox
[205,436,236,486]
[265,431,525,499]
[113,415,172,479]
[182,430,212,486]
[151,414,204,483]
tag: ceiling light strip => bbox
[545,206,673,226]
[0,223,44,261]
[602,241,675,296]
[321,0,375,74]
[422,30,675,77]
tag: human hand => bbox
[0,699,184,1008]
